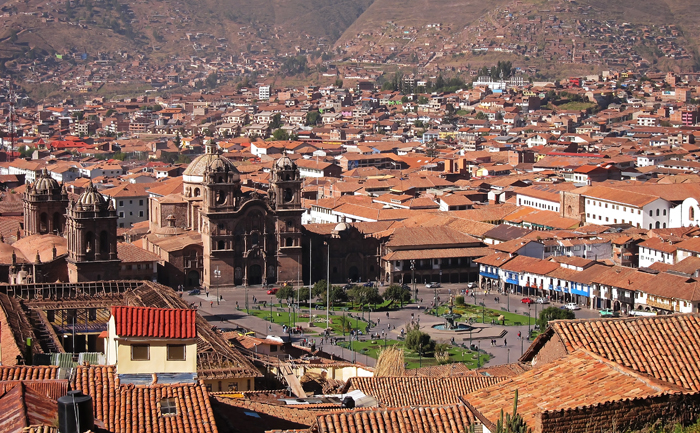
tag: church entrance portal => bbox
[187,270,200,287]
[249,264,263,285]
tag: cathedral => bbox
[13,144,303,289]
[146,143,304,290]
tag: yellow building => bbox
[106,306,198,375]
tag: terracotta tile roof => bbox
[0,366,59,381]
[462,349,690,431]
[343,376,504,407]
[0,380,69,433]
[116,242,161,263]
[385,226,481,248]
[473,252,514,267]
[522,314,700,391]
[72,365,218,433]
[639,237,678,254]
[112,306,197,339]
[635,272,700,302]
[314,405,475,433]
[404,363,474,378]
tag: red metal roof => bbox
[112,306,196,339]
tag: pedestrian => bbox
[199,301,202,307]
[517,331,521,339]
[210,301,214,308]
[504,339,507,346]
[236,301,239,309]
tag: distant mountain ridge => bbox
[0,0,697,74]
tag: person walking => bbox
[504,339,507,346]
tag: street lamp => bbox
[324,240,330,336]
[213,267,221,306]
[528,304,531,338]
[270,297,273,325]
[410,260,416,301]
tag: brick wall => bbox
[530,333,568,368]
[536,392,700,433]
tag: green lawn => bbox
[337,338,490,369]
[246,305,369,335]
[429,303,534,326]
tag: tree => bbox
[404,322,435,354]
[320,285,348,307]
[275,285,296,301]
[384,284,410,307]
[305,111,321,126]
[475,111,488,120]
[537,306,575,330]
[205,72,218,88]
[270,113,282,130]
[272,129,289,141]
[348,285,383,309]
[434,343,450,364]
[173,131,182,148]
[417,96,429,105]
[312,280,328,298]
[334,78,343,88]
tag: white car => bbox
[565,303,581,310]
[425,282,441,288]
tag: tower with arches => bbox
[65,182,120,282]
[23,168,69,236]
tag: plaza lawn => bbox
[430,303,534,326]
[246,304,369,335]
[337,339,490,369]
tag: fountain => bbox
[432,295,475,332]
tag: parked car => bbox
[599,308,620,317]
[536,297,549,304]
[267,287,279,295]
[521,297,535,304]
[565,303,581,310]
[188,289,201,295]
[425,282,441,288]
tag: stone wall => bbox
[536,392,700,433]
[560,191,584,221]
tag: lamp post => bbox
[324,240,330,335]
[410,260,416,301]
[309,239,312,318]
[213,267,221,306]
[270,297,273,325]
[477,341,481,368]
[507,348,510,364]
[528,304,531,338]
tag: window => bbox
[119,201,124,207]
[656,209,660,216]
[270,345,278,352]
[228,382,239,391]
[160,398,178,416]
[139,211,144,217]
[663,209,666,216]
[131,344,150,360]
[139,200,144,206]
[119,212,124,218]
[167,344,186,361]
[649,210,653,216]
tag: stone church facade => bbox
[147,143,304,290]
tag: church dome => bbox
[274,154,297,171]
[33,168,60,193]
[184,142,239,182]
[77,182,107,206]
[333,221,349,233]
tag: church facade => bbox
[147,143,304,290]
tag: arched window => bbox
[285,237,293,247]
[194,188,201,197]
[655,221,660,229]
[85,232,95,258]
[690,206,695,221]
[251,233,259,246]
[39,213,48,234]
[218,240,225,250]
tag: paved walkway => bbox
[188,283,600,367]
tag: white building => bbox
[259,86,271,100]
